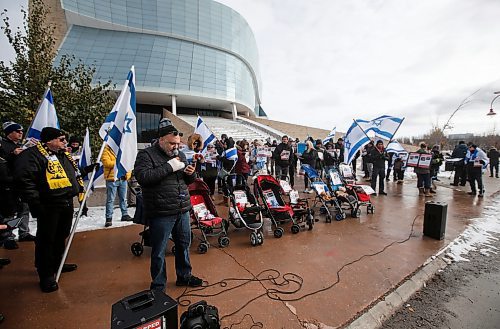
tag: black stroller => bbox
[223,174,264,246]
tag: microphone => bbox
[173,149,179,156]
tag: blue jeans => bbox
[149,211,192,291]
[105,180,128,219]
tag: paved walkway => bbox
[0,174,497,328]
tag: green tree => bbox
[0,0,115,157]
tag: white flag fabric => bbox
[102,66,137,180]
[323,127,336,144]
[79,128,91,179]
[356,115,404,140]
[194,116,216,152]
[26,89,60,140]
[386,140,406,154]
[344,122,371,164]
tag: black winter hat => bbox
[158,118,182,137]
[41,127,64,143]
[2,121,23,135]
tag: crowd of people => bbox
[0,117,497,311]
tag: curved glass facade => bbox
[56,0,262,112]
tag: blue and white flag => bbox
[344,122,371,164]
[101,66,137,180]
[79,128,91,180]
[386,140,406,154]
[26,89,60,141]
[323,127,336,144]
[356,115,404,140]
[224,147,238,161]
[194,116,216,152]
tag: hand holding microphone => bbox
[167,155,185,172]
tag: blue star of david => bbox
[344,140,351,149]
[123,113,133,134]
[371,119,382,127]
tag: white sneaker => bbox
[307,188,314,194]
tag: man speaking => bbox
[134,119,202,292]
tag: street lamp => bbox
[489,91,500,116]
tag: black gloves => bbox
[81,163,100,176]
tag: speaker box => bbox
[111,290,178,329]
[423,201,448,240]
[444,161,455,172]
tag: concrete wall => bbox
[39,0,68,51]
[248,117,336,141]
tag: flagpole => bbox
[56,138,108,282]
[24,82,51,144]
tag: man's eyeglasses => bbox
[15,130,23,133]
[167,131,183,137]
[57,137,67,142]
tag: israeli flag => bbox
[356,115,404,140]
[26,89,60,140]
[79,128,91,180]
[323,127,336,144]
[194,116,216,152]
[344,122,371,164]
[386,140,406,154]
[102,66,137,180]
[224,147,238,161]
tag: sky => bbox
[1,0,500,137]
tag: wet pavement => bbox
[0,174,498,328]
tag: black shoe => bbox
[18,233,36,242]
[372,192,377,196]
[460,184,466,186]
[105,218,112,227]
[40,278,58,293]
[468,192,476,195]
[450,183,458,186]
[0,258,11,266]
[478,194,484,198]
[490,175,494,177]
[176,275,203,287]
[61,263,78,273]
[4,240,18,250]
[121,215,133,221]
[379,191,387,195]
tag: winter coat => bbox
[450,144,468,167]
[393,158,404,171]
[335,143,345,163]
[323,149,338,166]
[364,144,375,163]
[301,149,318,167]
[235,148,251,174]
[370,147,388,168]
[102,146,131,182]
[14,146,80,208]
[0,156,16,217]
[272,143,293,168]
[134,143,195,219]
[487,148,499,165]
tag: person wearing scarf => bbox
[465,144,488,197]
[14,127,83,293]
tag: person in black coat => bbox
[134,119,201,292]
[272,135,294,180]
[370,140,389,195]
[15,127,82,293]
[450,141,468,186]
[487,147,499,178]
[300,141,318,193]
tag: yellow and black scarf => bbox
[36,142,85,201]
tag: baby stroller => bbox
[189,179,230,254]
[223,174,265,246]
[338,164,374,214]
[254,175,314,238]
[301,164,342,223]
[130,187,150,256]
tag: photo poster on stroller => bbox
[234,190,248,207]
[329,171,343,186]
[193,203,210,220]
[340,165,353,178]
[279,180,293,193]
[289,190,300,204]
[312,182,326,195]
[357,185,375,195]
[263,189,280,207]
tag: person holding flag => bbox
[15,127,84,292]
[134,118,202,292]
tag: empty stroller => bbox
[223,174,264,246]
[337,164,374,214]
[189,179,230,253]
[254,175,314,238]
[130,187,150,256]
[301,164,342,223]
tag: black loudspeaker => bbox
[444,161,455,172]
[111,290,178,329]
[423,201,448,240]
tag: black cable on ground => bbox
[177,213,422,328]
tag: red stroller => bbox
[253,175,314,238]
[189,179,230,253]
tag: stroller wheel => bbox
[335,213,344,221]
[351,208,361,218]
[198,242,209,254]
[171,245,176,254]
[367,205,375,214]
[131,242,143,257]
[273,228,284,238]
[257,232,264,245]
[250,232,258,246]
[291,224,300,234]
[325,214,332,223]
[218,236,230,248]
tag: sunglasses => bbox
[167,131,183,137]
[15,130,23,133]
[57,137,67,142]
